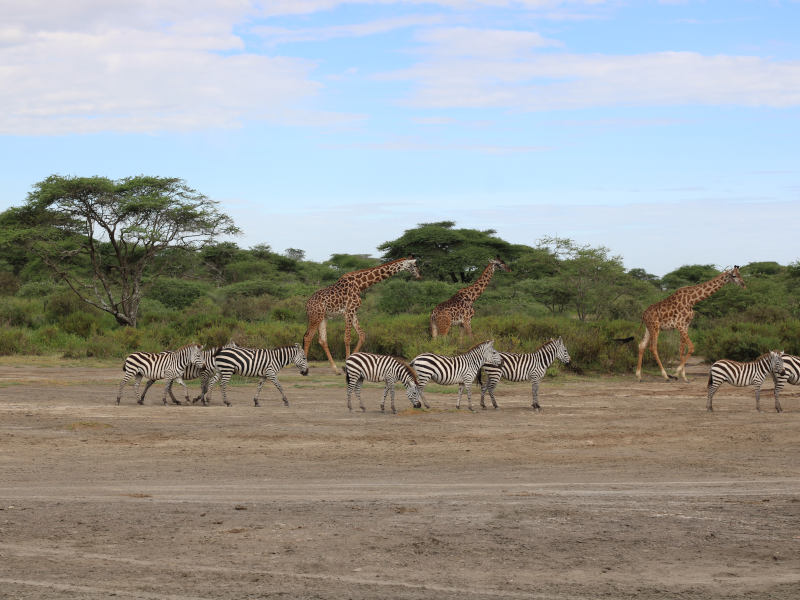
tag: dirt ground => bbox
[1,358,799,600]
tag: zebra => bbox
[343,352,421,414]
[773,353,800,412]
[410,339,503,411]
[116,343,204,406]
[211,343,309,407]
[707,350,786,412]
[478,337,571,411]
[137,341,239,405]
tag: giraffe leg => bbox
[343,316,353,358]
[317,319,340,374]
[674,330,694,382]
[648,327,674,381]
[351,313,366,355]
[430,314,438,338]
[636,328,650,381]
[303,316,320,360]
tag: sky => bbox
[1,0,799,276]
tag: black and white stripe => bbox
[116,343,204,405]
[343,352,421,413]
[707,350,785,412]
[410,339,502,411]
[138,341,239,405]
[773,353,800,412]
[479,337,571,411]
[212,343,309,407]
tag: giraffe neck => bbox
[460,263,497,302]
[344,258,408,293]
[682,272,728,306]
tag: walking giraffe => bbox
[636,266,746,382]
[430,257,510,339]
[304,256,421,373]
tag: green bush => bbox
[147,278,210,310]
[0,328,32,355]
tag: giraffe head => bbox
[401,255,422,279]
[490,256,511,273]
[724,265,746,289]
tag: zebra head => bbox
[554,336,571,364]
[406,384,421,407]
[293,343,309,376]
[479,340,503,368]
[726,265,746,289]
[769,350,786,376]
[401,256,422,280]
[187,343,205,369]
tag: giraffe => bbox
[636,266,746,382]
[430,257,511,339]
[304,256,421,373]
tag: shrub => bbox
[147,278,210,310]
[0,328,32,355]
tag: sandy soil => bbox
[1,359,799,599]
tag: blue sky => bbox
[1,0,799,276]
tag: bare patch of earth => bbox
[1,360,799,599]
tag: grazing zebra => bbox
[707,350,786,412]
[410,340,503,411]
[773,353,800,412]
[138,341,239,405]
[343,352,421,414]
[116,343,204,406]
[478,337,571,411]
[212,343,309,407]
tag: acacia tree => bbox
[379,221,514,283]
[9,175,239,327]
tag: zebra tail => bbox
[707,370,713,387]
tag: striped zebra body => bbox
[213,343,309,407]
[116,344,204,406]
[707,350,785,412]
[138,341,239,405]
[343,352,421,414]
[410,340,502,411]
[479,337,571,411]
[773,353,800,411]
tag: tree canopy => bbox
[2,175,239,326]
[378,221,514,283]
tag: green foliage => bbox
[379,221,514,283]
[147,278,211,310]
[660,264,718,290]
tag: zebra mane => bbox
[465,339,493,353]
[535,338,558,352]
[392,356,420,384]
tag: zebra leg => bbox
[117,372,133,405]
[264,370,288,406]
[381,381,390,413]
[346,380,355,411]
[163,379,180,406]
[220,374,232,407]
[416,379,430,409]
[774,377,784,413]
[175,377,190,405]
[139,379,156,404]
[253,377,267,407]
[464,381,474,411]
[754,384,762,412]
[706,383,720,411]
[134,374,145,405]
[531,380,541,411]
[456,383,463,409]
[355,379,365,412]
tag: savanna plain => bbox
[1,358,799,599]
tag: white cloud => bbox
[383,48,800,109]
[252,14,447,46]
[416,26,562,57]
[0,1,346,135]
